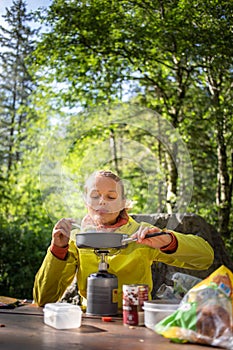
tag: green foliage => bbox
[0,143,54,298]
[0,216,52,299]
[0,0,56,298]
[0,0,233,298]
[32,0,232,236]
[0,0,39,177]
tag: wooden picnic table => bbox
[0,304,223,350]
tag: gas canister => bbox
[86,271,118,316]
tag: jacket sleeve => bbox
[154,232,214,270]
[33,241,79,306]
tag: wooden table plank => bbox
[0,310,223,350]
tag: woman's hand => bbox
[131,225,172,249]
[51,218,75,248]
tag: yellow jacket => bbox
[33,217,214,307]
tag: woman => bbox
[33,170,214,308]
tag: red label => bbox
[122,284,149,326]
[123,305,138,325]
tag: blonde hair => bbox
[84,170,125,199]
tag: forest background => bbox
[0,0,232,300]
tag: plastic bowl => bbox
[143,300,179,330]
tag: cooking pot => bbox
[75,231,167,249]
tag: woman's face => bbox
[84,175,125,225]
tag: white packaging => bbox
[43,303,82,329]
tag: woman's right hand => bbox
[51,218,75,248]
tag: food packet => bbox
[155,265,233,349]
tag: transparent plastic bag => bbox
[156,272,202,301]
[171,272,202,299]
[155,265,233,349]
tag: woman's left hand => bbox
[131,226,172,249]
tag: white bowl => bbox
[143,300,179,330]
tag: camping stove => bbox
[86,249,118,316]
[75,229,166,316]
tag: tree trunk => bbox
[216,114,232,237]
[110,128,120,174]
[165,151,178,213]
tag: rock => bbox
[131,213,233,297]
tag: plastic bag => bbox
[156,273,202,301]
[171,272,202,299]
[155,265,233,349]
